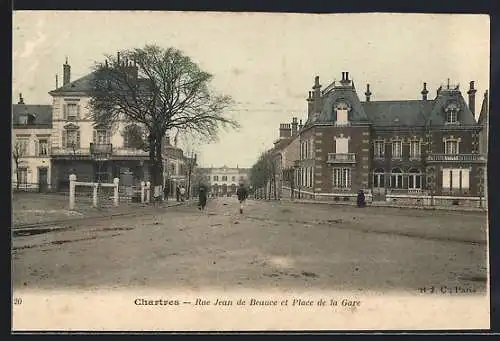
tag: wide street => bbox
[12,197,488,294]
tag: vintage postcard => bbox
[11,11,490,331]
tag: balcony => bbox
[51,147,90,158]
[114,148,149,157]
[426,153,486,163]
[90,143,113,155]
[327,153,356,164]
[90,143,113,161]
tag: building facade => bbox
[271,117,300,198]
[292,72,487,206]
[12,94,52,190]
[198,166,250,197]
[46,58,188,190]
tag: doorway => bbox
[38,167,48,192]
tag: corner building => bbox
[296,72,487,205]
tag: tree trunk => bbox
[148,134,164,202]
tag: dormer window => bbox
[18,115,28,125]
[445,102,460,124]
[334,101,350,126]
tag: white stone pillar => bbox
[146,181,151,203]
[113,178,120,206]
[141,181,146,203]
[92,184,98,208]
[69,174,76,210]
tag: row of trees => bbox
[249,150,279,200]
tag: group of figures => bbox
[197,183,249,213]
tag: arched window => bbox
[390,168,403,189]
[373,168,385,188]
[408,168,422,190]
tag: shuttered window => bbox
[335,138,349,154]
[461,169,470,189]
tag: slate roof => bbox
[477,91,489,126]
[273,136,295,151]
[48,69,149,96]
[313,81,479,128]
[49,73,97,95]
[362,100,434,127]
[316,85,370,123]
[12,104,52,128]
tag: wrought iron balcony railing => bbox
[90,143,113,155]
[426,153,486,163]
[327,153,356,163]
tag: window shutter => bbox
[76,105,81,119]
[106,130,111,144]
[63,104,68,120]
[35,140,39,156]
[62,131,66,148]
[451,169,460,189]
[93,130,97,144]
[76,131,81,148]
[461,169,470,190]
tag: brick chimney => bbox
[298,119,303,131]
[279,123,292,139]
[467,81,477,115]
[421,82,429,100]
[18,93,24,104]
[291,117,298,136]
[307,91,314,119]
[63,57,71,86]
[365,84,372,102]
[312,76,322,114]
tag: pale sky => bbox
[12,12,490,168]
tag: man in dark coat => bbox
[198,185,208,211]
[236,183,248,214]
[176,186,180,202]
[163,184,169,201]
[357,189,366,208]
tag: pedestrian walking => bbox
[176,186,180,202]
[198,185,208,211]
[236,183,248,214]
[180,186,186,202]
[357,189,366,208]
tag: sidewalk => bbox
[280,198,487,213]
[12,195,194,227]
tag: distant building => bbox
[12,94,52,190]
[282,71,487,207]
[197,166,250,197]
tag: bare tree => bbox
[88,45,240,193]
[250,150,276,200]
[12,141,25,190]
[121,124,147,150]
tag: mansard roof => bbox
[362,100,433,127]
[477,91,489,126]
[426,88,477,126]
[310,79,479,128]
[315,83,370,123]
[12,104,52,128]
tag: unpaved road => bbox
[12,197,488,294]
